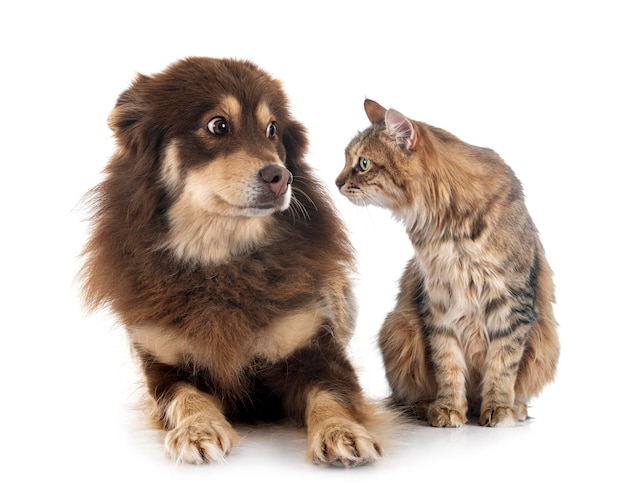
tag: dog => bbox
[79,57,383,466]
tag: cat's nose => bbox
[335,176,345,189]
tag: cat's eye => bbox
[357,157,371,172]
[207,116,229,136]
[266,121,277,139]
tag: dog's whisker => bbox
[292,185,318,211]
[288,194,311,221]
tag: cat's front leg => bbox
[480,327,532,427]
[428,402,468,427]
[427,328,468,427]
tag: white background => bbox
[2,1,624,488]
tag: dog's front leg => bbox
[305,388,381,467]
[135,346,239,464]
[158,382,238,464]
[141,358,237,464]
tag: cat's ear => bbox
[385,108,417,150]
[364,99,387,124]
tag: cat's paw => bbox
[164,413,238,464]
[479,406,518,427]
[428,404,467,428]
[307,417,381,467]
[407,400,431,420]
[514,401,528,421]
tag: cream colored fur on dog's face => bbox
[160,96,292,217]
[161,142,280,265]
[155,94,294,266]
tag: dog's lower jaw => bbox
[163,203,274,266]
[237,187,292,217]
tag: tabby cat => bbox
[336,99,559,427]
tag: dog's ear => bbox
[107,74,156,153]
[283,119,309,167]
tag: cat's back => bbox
[429,124,517,180]
[424,122,529,225]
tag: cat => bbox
[335,99,560,427]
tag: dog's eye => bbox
[266,121,277,139]
[207,117,229,136]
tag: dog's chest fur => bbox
[125,242,350,391]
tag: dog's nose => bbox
[259,165,293,197]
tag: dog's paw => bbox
[479,405,518,427]
[308,417,381,467]
[428,403,467,428]
[164,414,238,464]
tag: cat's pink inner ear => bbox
[385,109,417,150]
[364,99,387,124]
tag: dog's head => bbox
[109,57,308,216]
[105,57,310,263]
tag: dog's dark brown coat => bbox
[80,57,382,466]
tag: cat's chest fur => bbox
[413,237,508,351]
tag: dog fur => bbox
[80,57,383,466]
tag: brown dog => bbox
[79,57,383,466]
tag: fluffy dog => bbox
[80,57,383,466]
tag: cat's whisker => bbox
[356,204,378,227]
[357,189,386,209]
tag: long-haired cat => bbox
[336,99,559,427]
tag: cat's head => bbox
[336,99,427,212]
